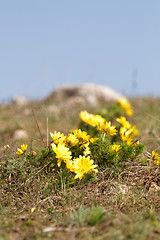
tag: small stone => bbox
[3,144,10,149]
[13,129,28,140]
[13,95,29,106]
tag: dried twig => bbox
[32,109,45,147]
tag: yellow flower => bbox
[51,143,72,167]
[31,151,37,157]
[31,207,35,213]
[16,148,24,156]
[152,150,160,165]
[117,98,133,116]
[116,116,131,129]
[89,137,98,144]
[21,144,27,152]
[16,144,27,156]
[97,121,117,136]
[83,143,91,156]
[106,122,117,136]
[72,155,98,179]
[71,129,90,143]
[65,159,74,171]
[50,131,66,144]
[130,125,139,137]
[66,133,79,146]
[79,111,117,136]
[110,144,122,153]
[120,127,133,145]
[79,111,92,124]
[117,116,139,138]
[119,122,139,145]
[80,111,105,127]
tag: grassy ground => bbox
[0,97,160,240]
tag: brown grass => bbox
[0,97,160,240]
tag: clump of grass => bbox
[69,205,106,226]
[69,205,88,226]
[86,206,106,225]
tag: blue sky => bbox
[0,1,160,102]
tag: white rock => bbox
[13,95,29,106]
[45,83,124,106]
[13,129,28,140]
[79,83,124,102]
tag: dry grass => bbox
[0,97,160,240]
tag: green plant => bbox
[86,206,106,225]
